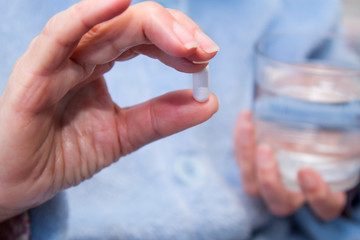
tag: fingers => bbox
[6,0,131,112]
[23,0,131,73]
[72,2,219,70]
[166,8,220,62]
[234,113,345,220]
[116,89,219,155]
[7,0,219,112]
[256,145,305,216]
[234,111,259,195]
[127,44,209,73]
[298,169,346,221]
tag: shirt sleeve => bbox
[0,212,31,240]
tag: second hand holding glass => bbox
[253,32,360,192]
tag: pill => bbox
[192,66,210,102]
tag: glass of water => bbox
[253,32,360,192]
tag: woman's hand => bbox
[234,111,346,221]
[0,0,219,221]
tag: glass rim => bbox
[255,31,360,77]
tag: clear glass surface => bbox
[253,32,360,192]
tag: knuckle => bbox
[71,3,94,30]
[148,101,165,139]
[42,14,58,38]
[41,12,71,48]
[142,1,164,13]
[71,1,84,14]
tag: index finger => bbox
[167,8,219,63]
[21,0,131,74]
[71,2,217,66]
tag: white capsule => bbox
[192,66,210,102]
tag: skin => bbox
[0,0,220,222]
[234,111,346,221]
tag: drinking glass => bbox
[253,32,360,192]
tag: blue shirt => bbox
[2,1,358,240]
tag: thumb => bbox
[117,89,219,154]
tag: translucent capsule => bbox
[192,66,210,102]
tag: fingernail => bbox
[195,29,220,53]
[173,22,199,50]
[192,60,210,64]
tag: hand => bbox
[0,0,219,221]
[234,111,346,221]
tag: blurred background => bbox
[342,0,360,44]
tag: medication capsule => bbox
[192,66,210,102]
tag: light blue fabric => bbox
[1,0,358,240]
